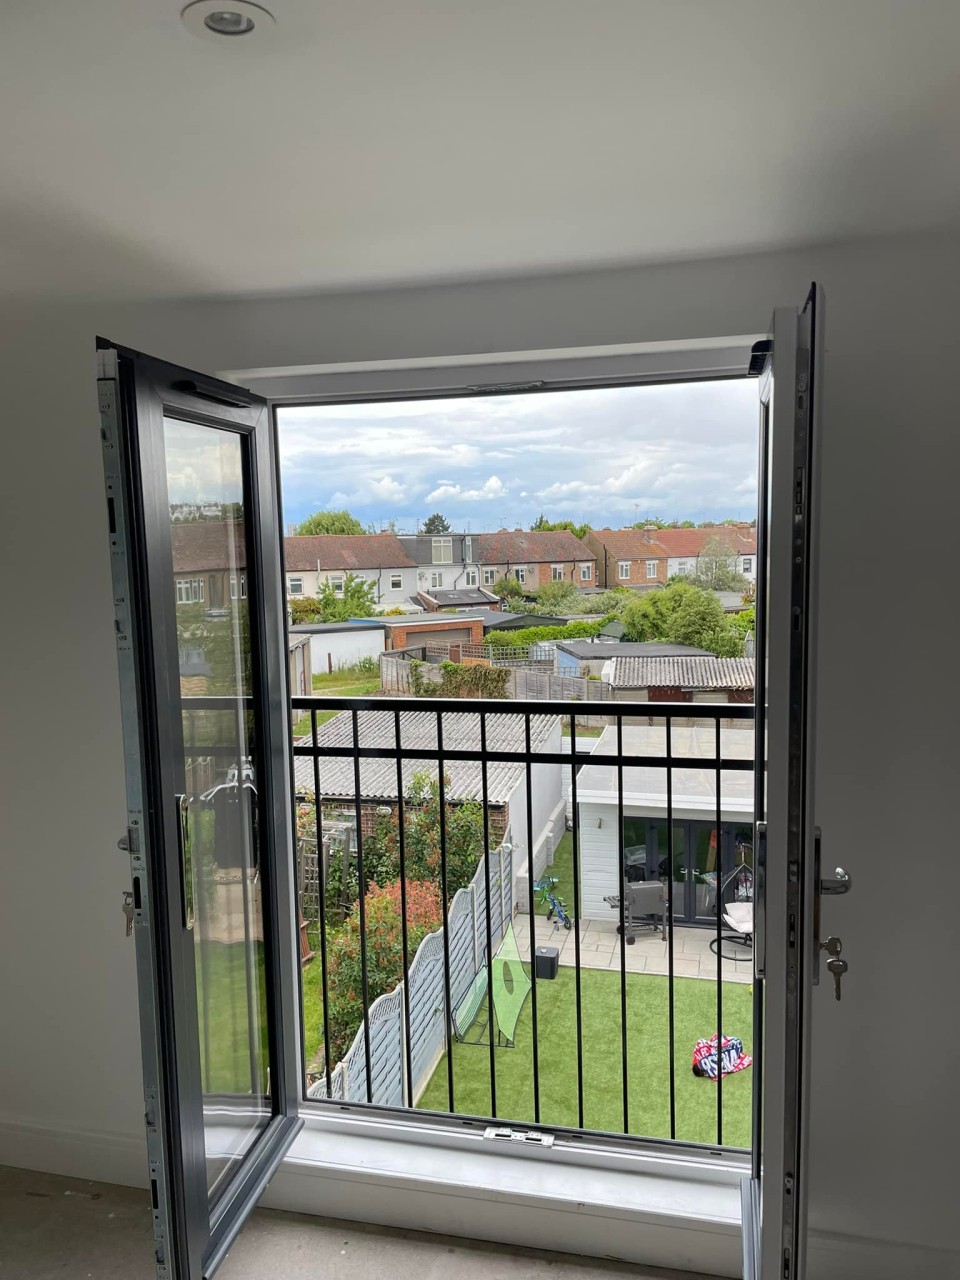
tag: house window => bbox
[390,573,403,590]
[646,560,658,579]
[176,577,204,604]
[287,577,303,596]
[464,536,472,562]
[430,571,443,589]
[482,568,497,586]
[230,575,247,600]
[432,537,452,564]
[580,563,592,581]
[551,565,564,581]
[513,566,527,584]
[742,557,753,573]
[465,568,478,587]
[329,575,345,596]
[618,561,630,581]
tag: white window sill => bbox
[257,1111,745,1276]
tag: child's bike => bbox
[534,875,573,930]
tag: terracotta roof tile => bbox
[283,533,416,571]
[477,530,595,564]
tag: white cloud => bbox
[426,475,507,503]
[277,380,759,530]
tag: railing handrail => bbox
[290,693,755,719]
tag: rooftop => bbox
[293,709,558,804]
[283,533,416,572]
[418,588,500,608]
[557,641,714,660]
[608,656,755,690]
[171,520,245,573]
[576,723,754,818]
[477,530,595,565]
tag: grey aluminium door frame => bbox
[99,342,302,1280]
[744,286,823,1280]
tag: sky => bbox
[271,379,759,533]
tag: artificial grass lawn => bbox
[418,966,752,1148]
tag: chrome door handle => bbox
[821,867,851,895]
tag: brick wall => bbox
[386,616,484,650]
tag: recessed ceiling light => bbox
[181,0,276,44]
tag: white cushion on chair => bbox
[723,902,753,935]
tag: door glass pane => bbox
[652,822,686,919]
[692,824,719,921]
[165,418,270,1202]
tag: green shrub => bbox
[484,618,611,647]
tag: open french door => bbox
[744,287,848,1279]
[98,343,301,1280]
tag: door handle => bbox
[820,867,851,895]
[754,822,766,979]
[176,793,195,930]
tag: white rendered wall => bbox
[1,229,958,1276]
[304,629,386,674]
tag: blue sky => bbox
[275,379,758,532]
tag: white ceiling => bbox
[3,0,960,301]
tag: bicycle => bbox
[534,875,573,930]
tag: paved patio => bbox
[511,913,753,984]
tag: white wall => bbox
[303,628,385,675]
[2,228,958,1274]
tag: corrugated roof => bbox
[283,533,416,571]
[609,656,755,689]
[293,709,558,804]
[477,530,595,565]
[557,641,713,659]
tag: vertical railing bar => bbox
[480,713,497,1118]
[394,708,414,1110]
[616,716,629,1135]
[569,713,585,1130]
[666,714,676,1140]
[524,714,541,1125]
[311,708,333,1099]
[715,715,724,1146]
[350,708,373,1103]
[436,710,456,1114]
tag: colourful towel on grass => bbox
[692,1034,752,1080]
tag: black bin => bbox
[535,946,559,979]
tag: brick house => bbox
[582,528,669,588]
[171,519,247,609]
[282,533,418,608]
[652,525,757,583]
[474,530,596,591]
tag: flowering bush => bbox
[324,879,441,1061]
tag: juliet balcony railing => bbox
[291,696,756,1153]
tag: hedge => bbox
[482,617,613,647]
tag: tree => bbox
[620,581,745,655]
[531,579,579,614]
[420,512,451,534]
[685,536,749,592]
[316,572,377,622]
[492,575,526,602]
[620,581,695,642]
[530,514,592,542]
[631,516,669,529]
[296,509,365,536]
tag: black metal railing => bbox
[290,695,755,1152]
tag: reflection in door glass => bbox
[165,419,270,1201]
